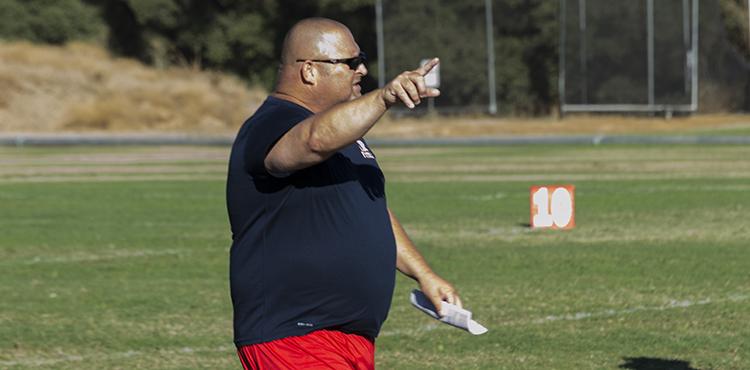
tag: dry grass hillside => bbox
[1,41,748,137]
[0,42,266,133]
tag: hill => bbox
[0,42,265,133]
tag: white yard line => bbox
[529,293,749,324]
[382,292,750,337]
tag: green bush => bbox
[0,0,103,44]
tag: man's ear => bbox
[300,62,316,85]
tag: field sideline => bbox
[1,144,748,369]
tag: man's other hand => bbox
[381,57,441,109]
[418,272,462,317]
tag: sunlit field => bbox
[1,144,748,369]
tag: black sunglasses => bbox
[296,51,367,70]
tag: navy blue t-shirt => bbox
[226,96,397,346]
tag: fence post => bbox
[375,0,385,89]
[486,0,497,115]
[647,0,655,106]
[579,0,587,104]
[691,0,699,111]
[559,0,567,118]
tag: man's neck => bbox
[271,91,320,113]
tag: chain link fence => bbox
[376,0,750,116]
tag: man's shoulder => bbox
[244,96,312,129]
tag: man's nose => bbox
[356,63,368,76]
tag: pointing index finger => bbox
[416,57,439,76]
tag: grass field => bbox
[1,143,749,369]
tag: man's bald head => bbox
[274,18,366,112]
[280,18,357,64]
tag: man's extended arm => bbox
[388,208,462,315]
[265,58,441,175]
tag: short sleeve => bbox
[243,104,311,177]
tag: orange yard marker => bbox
[530,185,575,229]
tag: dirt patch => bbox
[0,146,230,182]
[0,164,225,177]
[0,174,222,184]
[0,146,230,165]
[369,114,750,138]
[381,159,750,175]
[385,172,750,183]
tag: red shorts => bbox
[236,330,375,370]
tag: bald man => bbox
[226,18,461,369]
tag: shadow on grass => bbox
[619,357,701,370]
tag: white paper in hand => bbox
[410,289,488,335]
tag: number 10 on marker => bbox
[530,185,575,229]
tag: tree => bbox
[86,0,375,90]
[0,0,103,44]
[382,0,558,114]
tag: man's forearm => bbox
[389,208,435,282]
[266,59,440,175]
[307,90,388,154]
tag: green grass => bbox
[1,144,749,369]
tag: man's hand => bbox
[418,272,462,317]
[381,57,441,109]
